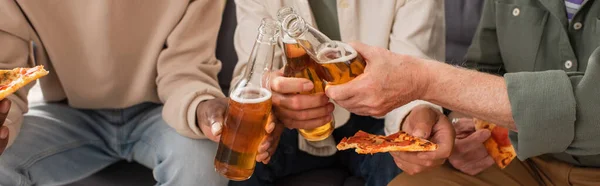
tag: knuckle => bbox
[289,97,304,110]
[413,166,424,174]
[423,160,434,167]
[297,111,310,120]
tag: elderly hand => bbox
[448,117,495,175]
[390,104,454,175]
[325,42,432,117]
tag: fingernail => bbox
[0,129,8,139]
[266,122,275,133]
[211,122,222,136]
[0,100,10,113]
[303,82,314,91]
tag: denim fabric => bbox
[0,102,227,186]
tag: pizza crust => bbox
[0,66,49,100]
[474,118,517,169]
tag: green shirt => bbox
[308,0,342,40]
[466,0,600,167]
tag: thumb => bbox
[402,107,438,139]
[466,129,491,143]
[209,114,224,137]
[348,42,372,59]
[325,83,354,101]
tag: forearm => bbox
[420,59,516,131]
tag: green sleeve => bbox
[506,47,600,159]
[464,0,506,75]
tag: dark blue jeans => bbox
[229,114,402,186]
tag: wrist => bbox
[419,59,445,102]
[406,56,436,101]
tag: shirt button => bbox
[512,8,520,16]
[573,22,583,30]
[565,60,573,69]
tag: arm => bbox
[384,0,444,135]
[157,0,226,139]
[0,1,34,148]
[420,50,597,159]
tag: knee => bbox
[155,137,227,185]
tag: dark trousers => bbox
[229,114,402,186]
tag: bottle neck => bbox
[282,14,346,63]
[239,33,276,90]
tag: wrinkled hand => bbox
[256,117,284,164]
[448,118,495,175]
[0,99,12,156]
[325,42,431,117]
[271,69,334,130]
[390,105,454,175]
[196,98,229,142]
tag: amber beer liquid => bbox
[214,87,272,181]
[316,41,366,85]
[215,17,278,181]
[282,36,334,141]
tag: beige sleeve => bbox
[384,0,445,135]
[157,0,226,139]
[0,1,34,148]
[231,0,284,92]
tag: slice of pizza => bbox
[337,130,438,154]
[0,65,49,100]
[474,118,516,169]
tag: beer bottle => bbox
[280,12,366,85]
[277,7,335,141]
[214,18,278,181]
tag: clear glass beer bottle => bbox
[214,18,278,181]
[280,12,366,85]
[277,7,335,141]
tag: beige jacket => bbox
[0,0,225,147]
[234,0,445,156]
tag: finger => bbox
[403,107,438,139]
[453,118,476,134]
[455,130,491,153]
[459,156,495,176]
[0,127,7,154]
[272,93,330,110]
[255,151,269,162]
[265,121,275,134]
[428,115,455,160]
[274,102,334,121]
[453,145,490,164]
[280,115,332,130]
[0,99,11,123]
[271,76,314,94]
[263,157,271,164]
[258,138,271,153]
[0,127,8,139]
[210,120,223,136]
[200,124,220,142]
[347,42,375,59]
[324,83,359,103]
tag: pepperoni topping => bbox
[491,127,511,147]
